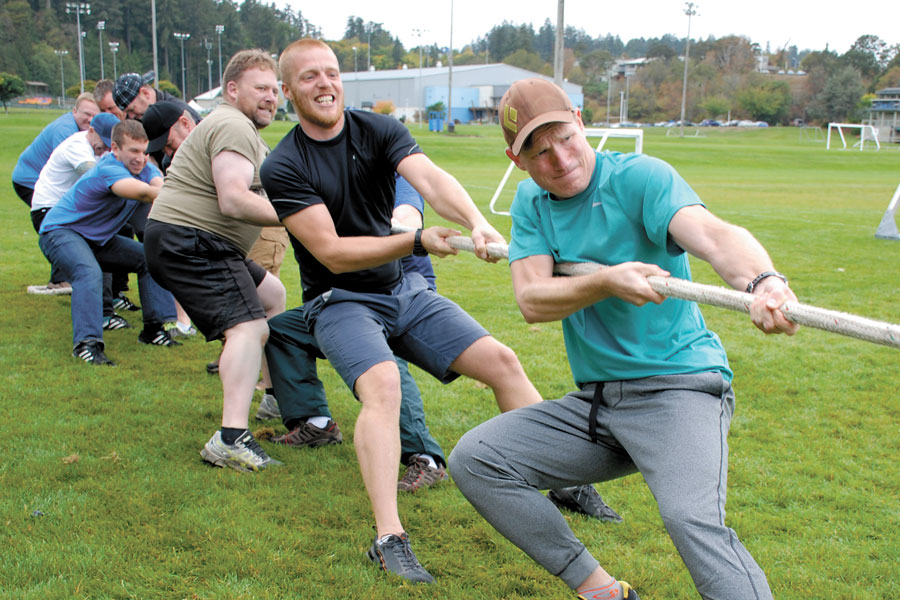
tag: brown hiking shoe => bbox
[272,419,342,448]
[398,455,447,492]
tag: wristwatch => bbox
[412,229,428,256]
[745,271,788,294]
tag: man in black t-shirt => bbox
[261,38,546,585]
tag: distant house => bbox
[867,88,900,143]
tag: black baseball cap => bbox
[142,101,185,153]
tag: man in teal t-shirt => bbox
[449,78,799,600]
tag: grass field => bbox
[1,110,898,599]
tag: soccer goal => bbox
[489,128,644,216]
[875,181,900,241]
[826,123,880,151]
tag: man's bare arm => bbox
[110,176,163,203]
[212,150,281,226]
[510,254,668,323]
[282,204,460,274]
[669,204,798,335]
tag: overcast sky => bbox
[289,0,897,58]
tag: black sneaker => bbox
[112,292,140,312]
[102,314,131,330]
[72,340,116,366]
[366,532,434,584]
[548,485,623,523]
[138,326,182,347]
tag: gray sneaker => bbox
[200,430,282,473]
[367,532,434,584]
[255,393,282,420]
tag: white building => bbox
[339,63,583,124]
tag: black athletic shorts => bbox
[144,220,267,341]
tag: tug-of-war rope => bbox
[393,225,900,350]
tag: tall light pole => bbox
[97,20,105,79]
[108,42,119,79]
[66,2,90,93]
[205,38,213,91]
[606,67,612,125]
[174,32,191,100]
[215,25,224,87]
[413,28,427,126]
[447,0,454,133]
[367,26,371,70]
[55,49,68,107]
[679,2,697,137]
[352,46,358,108]
[151,0,159,91]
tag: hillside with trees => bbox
[2,1,897,124]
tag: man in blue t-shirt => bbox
[449,79,799,600]
[12,93,99,207]
[39,120,179,366]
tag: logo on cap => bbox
[503,105,518,133]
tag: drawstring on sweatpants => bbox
[587,382,604,444]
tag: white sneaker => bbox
[200,430,282,472]
[27,282,72,295]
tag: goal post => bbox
[875,181,900,241]
[826,123,881,151]
[489,128,644,216]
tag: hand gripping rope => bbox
[392,225,900,350]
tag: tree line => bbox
[2,1,897,124]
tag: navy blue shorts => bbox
[302,273,489,393]
[144,220,267,341]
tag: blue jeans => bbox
[39,228,176,346]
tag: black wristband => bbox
[412,229,428,256]
[745,271,788,294]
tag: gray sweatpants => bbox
[448,372,773,600]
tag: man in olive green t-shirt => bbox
[143,49,286,473]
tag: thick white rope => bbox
[393,225,900,350]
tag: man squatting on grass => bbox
[258,38,615,584]
[448,78,800,600]
[143,50,286,472]
[38,120,180,366]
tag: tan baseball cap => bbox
[499,78,577,155]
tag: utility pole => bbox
[679,2,698,138]
[553,0,564,87]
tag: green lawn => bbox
[1,110,898,599]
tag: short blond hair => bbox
[279,38,334,83]
[74,92,98,111]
